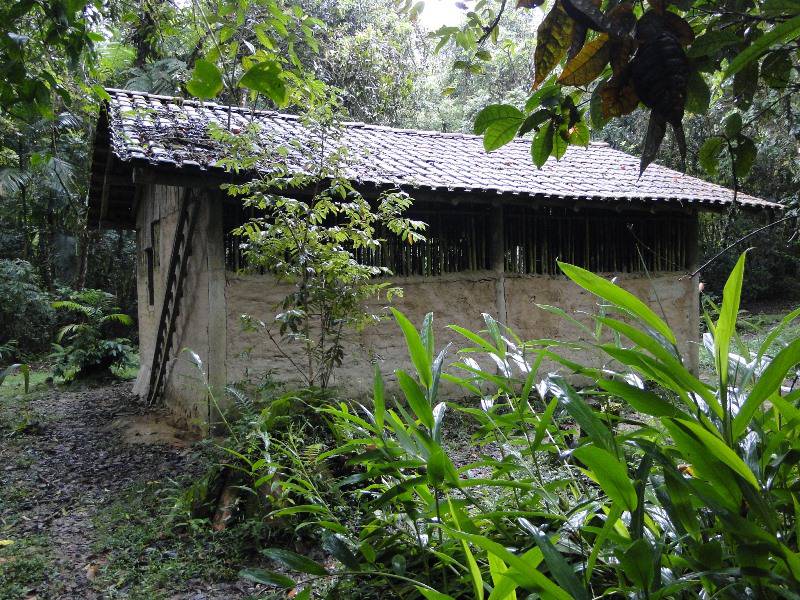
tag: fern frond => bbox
[102,313,134,327]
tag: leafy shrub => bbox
[50,289,134,380]
[225,252,800,599]
[0,259,55,354]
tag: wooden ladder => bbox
[146,190,201,406]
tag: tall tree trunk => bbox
[75,226,99,290]
[38,199,55,291]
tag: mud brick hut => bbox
[87,88,778,431]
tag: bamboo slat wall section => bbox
[503,206,691,275]
[355,206,493,276]
[222,201,692,275]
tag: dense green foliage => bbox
[0,0,799,315]
[215,101,425,388]
[50,288,134,380]
[188,255,800,598]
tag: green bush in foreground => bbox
[220,252,800,598]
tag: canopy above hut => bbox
[88,88,779,228]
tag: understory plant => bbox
[50,288,134,380]
[233,251,800,599]
[213,97,425,389]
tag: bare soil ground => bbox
[0,382,259,599]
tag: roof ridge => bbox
[106,89,623,146]
[106,87,491,140]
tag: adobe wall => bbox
[224,270,699,398]
[132,184,214,433]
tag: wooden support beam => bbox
[206,190,228,434]
[490,203,507,324]
[98,153,114,225]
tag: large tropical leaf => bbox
[533,1,575,89]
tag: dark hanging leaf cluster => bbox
[533,0,695,174]
[473,0,799,178]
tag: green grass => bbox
[0,536,50,600]
[111,352,139,381]
[90,479,267,599]
[0,370,50,400]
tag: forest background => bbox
[1,0,798,357]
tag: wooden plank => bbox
[206,191,228,434]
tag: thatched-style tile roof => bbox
[88,88,778,227]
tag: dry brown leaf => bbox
[663,12,695,46]
[606,2,636,39]
[558,34,611,86]
[600,75,639,119]
[533,1,575,88]
[609,38,636,76]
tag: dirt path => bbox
[0,382,256,599]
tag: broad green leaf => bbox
[558,261,677,346]
[548,376,616,454]
[715,252,747,387]
[573,445,637,512]
[568,120,590,146]
[239,568,295,588]
[186,59,223,100]
[322,533,361,569]
[443,528,571,599]
[392,308,432,388]
[373,364,385,430]
[589,79,610,129]
[660,419,744,507]
[462,537,484,600]
[448,325,497,353]
[552,124,569,159]
[518,108,551,136]
[427,444,460,487]
[416,588,456,600]
[474,104,525,152]
[421,312,435,363]
[488,554,517,600]
[596,378,678,418]
[762,50,793,88]
[734,337,800,438]
[675,419,759,489]
[698,136,725,176]
[685,70,710,115]
[523,521,588,600]
[586,503,622,578]
[724,112,743,138]
[688,30,742,58]
[660,467,700,538]
[532,122,554,168]
[617,539,654,589]
[733,136,757,178]
[724,14,800,79]
[239,61,287,107]
[261,548,328,576]
[532,396,559,452]
[396,370,433,429]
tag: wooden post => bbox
[686,211,700,375]
[207,190,228,433]
[491,203,507,324]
